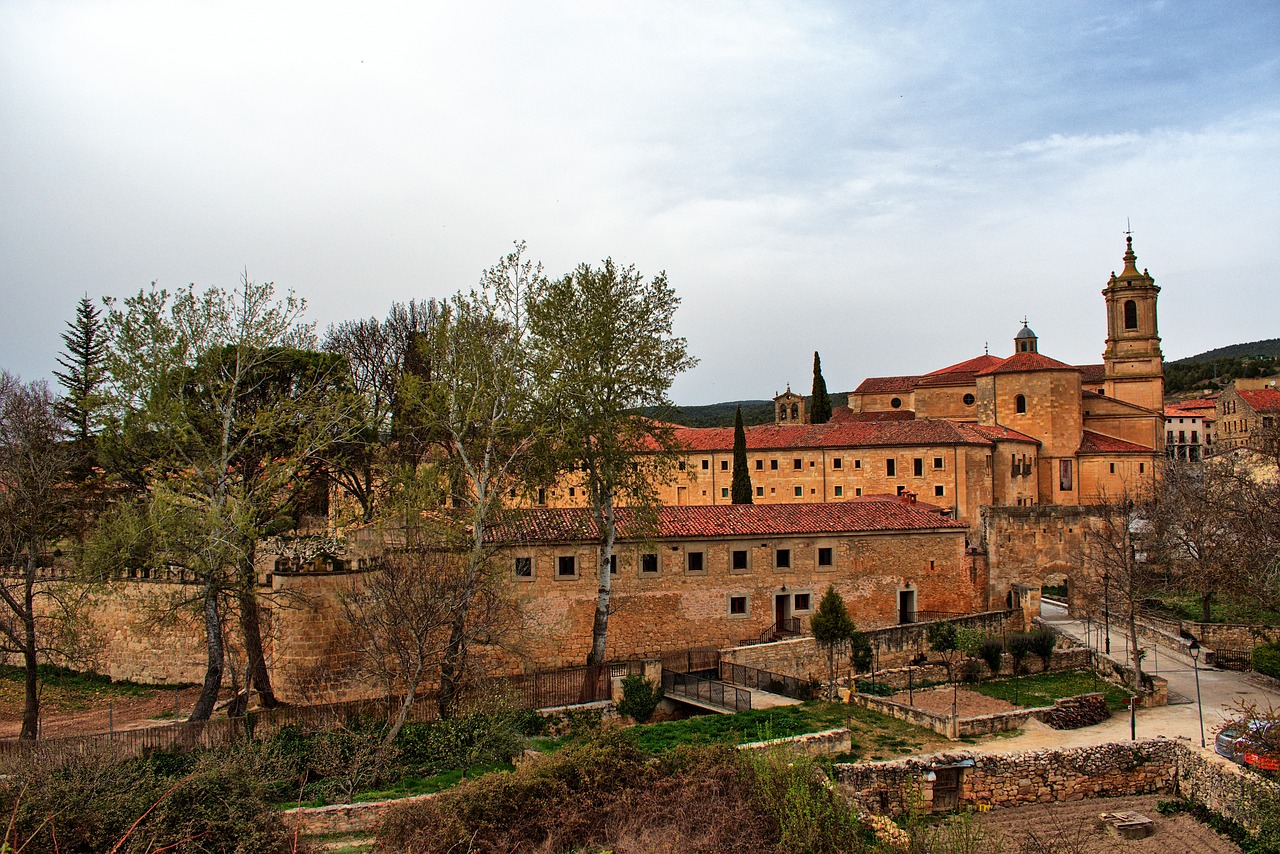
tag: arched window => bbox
[1015,394,1027,414]
[790,403,798,419]
[779,406,787,421]
[1123,299,1138,330]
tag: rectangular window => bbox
[834,485,843,497]
[1167,431,1175,444]
[729,595,748,616]
[514,557,532,578]
[775,548,791,568]
[609,554,617,574]
[913,458,924,477]
[568,487,575,497]
[640,553,658,574]
[1109,463,1115,474]
[933,457,944,470]
[678,461,686,471]
[537,488,547,505]
[832,457,842,469]
[794,486,802,497]
[934,485,944,497]
[793,593,812,612]
[701,459,709,470]
[854,459,862,469]
[721,460,729,470]
[817,547,833,567]
[732,549,748,570]
[1059,460,1073,492]
[886,459,896,476]
[793,458,802,469]
[855,487,862,496]
[687,551,705,572]
[770,459,778,470]
[557,555,576,577]
[721,487,729,498]
[756,486,764,497]
[756,459,763,470]
[1139,463,1145,473]
[1191,431,1198,442]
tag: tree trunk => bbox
[586,493,615,668]
[190,582,225,722]
[437,619,466,720]
[20,552,39,741]
[238,581,278,708]
[1200,591,1213,624]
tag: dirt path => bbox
[975,794,1240,853]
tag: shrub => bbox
[1029,628,1057,671]
[1007,632,1034,675]
[616,673,665,723]
[1255,642,1280,680]
[961,660,985,684]
[978,638,1004,676]
[397,711,523,777]
[854,679,894,697]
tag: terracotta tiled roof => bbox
[1077,364,1106,384]
[977,351,1078,375]
[853,375,920,394]
[925,354,1007,376]
[488,502,966,544]
[968,424,1040,443]
[670,419,1026,453]
[1239,389,1280,413]
[1076,431,1154,455]
[827,408,916,423]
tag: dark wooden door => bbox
[932,767,961,811]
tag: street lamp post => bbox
[1189,639,1205,748]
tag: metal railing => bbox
[753,617,803,645]
[660,647,720,675]
[719,661,817,701]
[661,670,752,713]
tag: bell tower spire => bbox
[1102,233,1163,411]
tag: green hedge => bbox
[1254,642,1280,679]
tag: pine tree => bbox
[811,351,832,424]
[53,295,107,448]
[731,405,752,504]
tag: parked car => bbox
[1218,720,1280,771]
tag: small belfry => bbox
[1014,319,1038,353]
[1102,234,1164,411]
[774,384,806,425]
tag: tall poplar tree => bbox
[731,405,752,504]
[527,258,696,668]
[810,351,832,424]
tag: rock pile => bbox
[1037,693,1109,730]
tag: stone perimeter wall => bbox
[847,692,1108,740]
[836,738,1280,834]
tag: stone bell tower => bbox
[774,385,806,425]
[1102,235,1164,411]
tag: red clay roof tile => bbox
[977,351,1077,375]
[1077,430,1154,454]
[488,502,966,544]
[670,419,1035,453]
[1239,389,1280,413]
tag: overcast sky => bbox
[2,2,1277,405]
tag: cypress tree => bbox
[53,295,107,448]
[731,405,752,503]
[811,351,832,424]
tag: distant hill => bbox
[1171,338,1280,364]
[1166,338,1280,395]
[669,393,850,428]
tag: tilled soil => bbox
[0,682,208,739]
[975,794,1240,853]
[889,685,1019,718]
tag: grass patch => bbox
[970,669,1133,711]
[625,701,944,761]
[1145,592,1280,626]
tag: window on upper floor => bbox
[913,458,924,477]
[1015,395,1027,414]
[775,548,791,569]
[1124,299,1138,330]
[886,459,896,476]
[833,458,842,469]
[732,549,749,571]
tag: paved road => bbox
[974,600,1280,756]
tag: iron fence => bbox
[1211,647,1254,672]
[660,646,720,675]
[661,670,752,713]
[718,661,817,701]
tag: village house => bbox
[1215,380,1280,453]
[1164,398,1216,461]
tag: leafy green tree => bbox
[810,586,856,700]
[397,242,542,716]
[926,620,959,681]
[99,276,353,719]
[731,405,752,504]
[810,351,832,424]
[977,637,1004,677]
[0,373,81,740]
[53,295,109,452]
[527,258,697,667]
